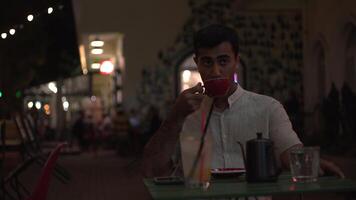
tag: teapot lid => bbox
[247,132,272,144]
[256,132,263,139]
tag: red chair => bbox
[27,143,67,200]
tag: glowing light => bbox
[9,29,15,35]
[63,101,69,111]
[90,40,104,47]
[35,101,41,110]
[27,101,34,109]
[100,61,114,74]
[79,45,88,74]
[91,63,101,69]
[62,97,69,111]
[44,104,51,114]
[27,14,34,22]
[48,82,57,93]
[48,7,54,14]
[91,96,96,102]
[91,48,103,55]
[0,91,2,97]
[15,91,21,98]
[234,73,238,83]
[1,33,7,39]
[182,70,191,83]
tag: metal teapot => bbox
[237,132,280,183]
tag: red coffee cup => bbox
[203,78,230,97]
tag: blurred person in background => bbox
[142,105,161,145]
[128,108,143,154]
[98,112,112,149]
[111,105,131,156]
[71,110,86,148]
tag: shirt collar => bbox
[227,84,244,107]
[204,84,245,113]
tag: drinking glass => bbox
[289,146,320,183]
[180,132,212,190]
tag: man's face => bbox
[194,41,239,84]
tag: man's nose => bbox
[211,63,222,76]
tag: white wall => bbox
[72,0,190,107]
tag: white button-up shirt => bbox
[181,85,302,169]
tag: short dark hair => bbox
[193,24,239,56]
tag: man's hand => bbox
[280,145,345,178]
[142,83,204,178]
[173,83,204,119]
[319,158,345,178]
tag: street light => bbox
[1,33,7,39]
[90,40,104,47]
[27,14,34,22]
[100,60,114,74]
[35,101,41,109]
[91,48,103,55]
[48,7,54,14]
[9,29,15,35]
[27,101,34,109]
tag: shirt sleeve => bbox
[268,100,302,158]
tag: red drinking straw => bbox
[188,99,215,180]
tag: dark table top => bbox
[144,173,356,200]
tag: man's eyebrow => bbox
[199,55,230,59]
[217,55,230,59]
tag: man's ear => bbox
[236,54,240,63]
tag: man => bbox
[143,24,344,178]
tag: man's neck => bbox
[213,83,238,111]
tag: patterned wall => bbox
[137,0,303,115]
